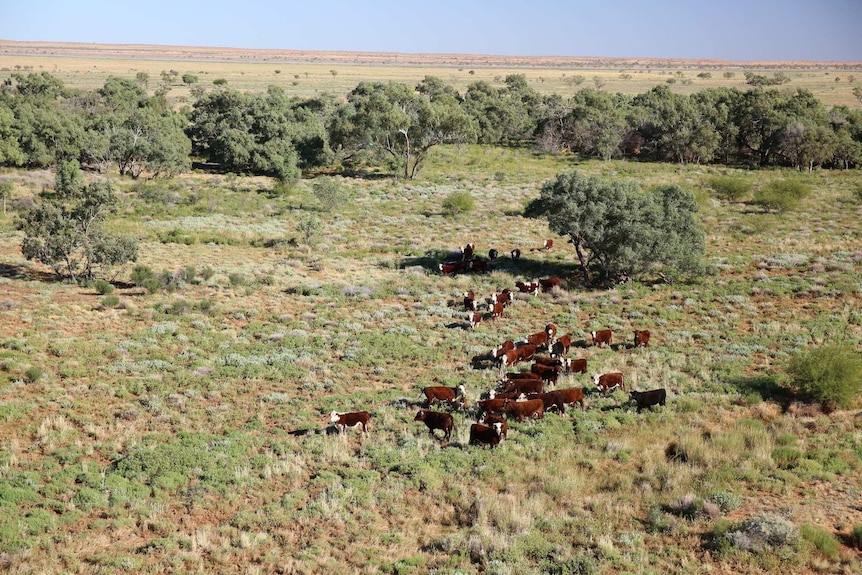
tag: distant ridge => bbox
[2,39,859,69]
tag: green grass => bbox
[0,149,860,573]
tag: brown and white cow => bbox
[530,362,562,386]
[537,388,585,414]
[469,422,504,448]
[460,243,475,261]
[440,261,468,275]
[592,372,624,395]
[478,413,508,440]
[515,280,540,295]
[491,340,515,359]
[550,333,573,357]
[422,385,467,409]
[468,311,483,329]
[491,289,513,308]
[488,301,505,320]
[543,238,554,250]
[503,398,544,422]
[520,330,549,350]
[463,290,477,311]
[497,344,537,372]
[634,330,651,348]
[502,378,544,396]
[510,248,521,260]
[630,389,666,412]
[563,358,588,374]
[591,329,613,348]
[329,410,370,433]
[414,410,454,441]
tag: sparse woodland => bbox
[0,53,861,574]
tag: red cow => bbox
[531,363,562,386]
[499,371,542,386]
[422,385,467,409]
[469,311,482,329]
[440,261,468,275]
[476,397,509,419]
[503,378,544,396]
[497,344,537,372]
[515,280,540,295]
[537,388,585,414]
[491,289,513,307]
[534,356,564,368]
[539,277,562,292]
[592,372,624,395]
[478,413,508,440]
[329,411,370,433]
[521,330,549,349]
[488,301,505,320]
[634,330,651,348]
[414,410,454,441]
[469,259,489,273]
[543,239,554,250]
[503,398,545,422]
[591,329,613,348]
[491,340,515,359]
[545,323,558,342]
[563,358,588,374]
[469,422,503,448]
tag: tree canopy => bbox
[525,170,705,285]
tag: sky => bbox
[1,0,860,62]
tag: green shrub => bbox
[93,279,114,295]
[708,491,741,513]
[24,366,43,383]
[852,186,862,203]
[788,344,862,409]
[199,266,215,281]
[707,175,751,201]
[753,180,811,214]
[850,524,862,550]
[101,295,120,308]
[800,523,839,559]
[725,513,800,553]
[312,177,349,211]
[131,265,156,286]
[441,191,475,218]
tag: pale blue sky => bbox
[1,0,860,61]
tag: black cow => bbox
[630,389,666,412]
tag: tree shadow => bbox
[0,262,60,283]
[728,374,796,410]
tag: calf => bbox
[469,258,489,273]
[630,389,666,412]
[563,357,588,374]
[503,398,544,422]
[469,422,503,448]
[468,311,483,329]
[543,238,554,250]
[478,413,508,440]
[440,261,468,275]
[422,385,467,409]
[510,248,521,260]
[592,372,624,395]
[538,388,585,414]
[591,329,613,348]
[491,340,515,359]
[545,323,558,342]
[539,277,562,292]
[491,289,513,307]
[460,243,475,261]
[476,397,509,419]
[488,301,505,320]
[414,410,454,441]
[634,330,651,348]
[520,330,549,350]
[497,344,537,371]
[550,333,573,357]
[329,411,370,433]
[488,248,499,261]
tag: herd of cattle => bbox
[327,243,668,448]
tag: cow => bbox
[510,248,521,260]
[440,261,468,275]
[630,389,666,412]
[530,362,562,386]
[488,248,499,261]
[515,280,540,295]
[329,410,370,433]
[592,372,624,395]
[469,422,504,448]
[502,378,544,396]
[499,371,542,385]
[497,344,536,371]
[478,413,508,440]
[487,389,527,400]
[520,330,549,350]
[463,290,477,311]
[414,410,454,441]
[537,388,585,414]
[488,301,505,320]
[469,311,483,329]
[469,258,488,273]
[422,385,467,409]
[591,329,613,348]
[550,333,573,357]
[534,356,565,369]
[539,277,562,292]
[476,397,509,419]
[491,340,515,359]
[563,358,588,374]
[491,289,513,307]
[634,330,651,348]
[461,243,475,261]
[503,398,544,422]
[543,239,554,250]
[545,323,558,342]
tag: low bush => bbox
[707,175,751,201]
[800,523,839,559]
[850,524,862,550]
[441,191,475,217]
[753,180,811,214]
[708,491,741,513]
[788,344,862,410]
[24,366,42,383]
[725,513,800,553]
[92,279,114,295]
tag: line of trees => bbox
[2,71,862,180]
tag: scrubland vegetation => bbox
[0,51,861,574]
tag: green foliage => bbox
[788,344,862,409]
[800,524,840,559]
[725,513,800,553]
[101,295,120,308]
[17,160,139,282]
[753,180,812,213]
[525,170,705,284]
[311,177,349,211]
[850,524,862,550]
[0,180,12,213]
[93,279,114,295]
[708,491,741,513]
[707,175,752,201]
[441,191,475,217]
[24,366,42,383]
[181,74,198,85]
[297,214,321,246]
